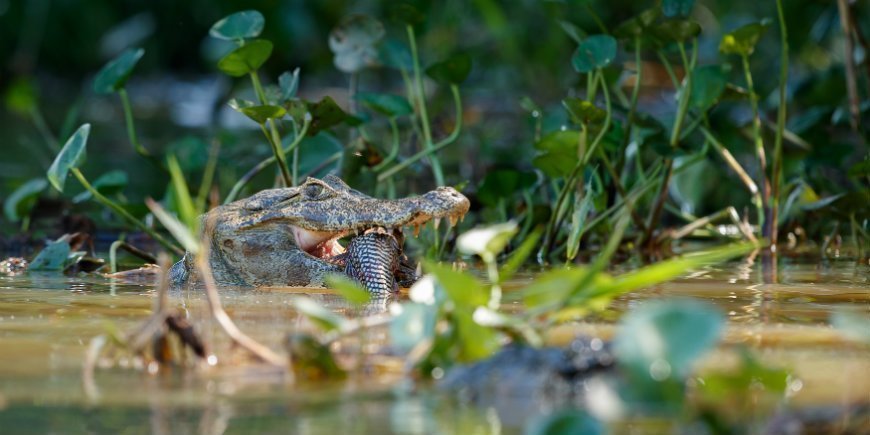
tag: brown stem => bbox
[836,0,861,131]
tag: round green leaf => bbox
[229,99,286,124]
[652,19,702,42]
[563,97,606,125]
[329,15,384,73]
[209,10,264,41]
[572,35,617,73]
[47,124,90,193]
[532,130,581,178]
[614,299,723,380]
[689,65,727,110]
[355,92,412,117]
[307,96,349,136]
[4,178,48,222]
[217,39,273,77]
[719,20,770,56]
[662,0,695,18]
[426,53,472,84]
[93,48,144,94]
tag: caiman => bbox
[169,175,470,297]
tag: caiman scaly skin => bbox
[170,175,469,292]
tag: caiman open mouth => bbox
[290,208,468,261]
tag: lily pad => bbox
[355,92,412,118]
[209,10,264,41]
[93,48,144,94]
[47,124,90,193]
[426,53,472,84]
[719,20,770,56]
[4,178,48,222]
[572,35,617,73]
[217,39,273,77]
[329,15,384,73]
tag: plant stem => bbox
[195,140,220,214]
[71,168,182,255]
[770,0,789,248]
[29,107,59,153]
[118,88,150,157]
[741,54,771,235]
[617,38,644,171]
[407,25,445,186]
[373,117,401,172]
[249,71,293,187]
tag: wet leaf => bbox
[532,130,581,178]
[278,68,301,101]
[456,221,518,260]
[4,179,48,222]
[329,15,384,73]
[93,48,144,94]
[426,53,472,84]
[325,274,371,306]
[662,0,695,18]
[228,99,286,124]
[563,98,606,125]
[424,261,489,308]
[355,92,412,117]
[73,170,128,203]
[477,169,537,207]
[29,238,71,271]
[614,299,724,380]
[47,124,90,193]
[719,20,770,56]
[292,297,347,332]
[572,35,617,73]
[209,10,264,41]
[390,302,437,352]
[307,96,348,136]
[689,65,727,110]
[217,39,273,77]
[526,410,603,435]
[652,19,702,42]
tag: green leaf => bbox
[424,261,489,308]
[689,65,727,110]
[532,130,581,178]
[29,238,72,271]
[563,98,606,125]
[209,10,264,41]
[426,53,472,84]
[453,308,501,362]
[217,39,273,77]
[566,180,597,261]
[325,274,371,306]
[526,411,602,435]
[166,154,198,232]
[652,19,702,42]
[662,0,695,18]
[456,221,518,260]
[719,20,770,56]
[559,20,586,44]
[329,15,384,73]
[390,302,437,352]
[613,7,662,40]
[228,99,286,124]
[307,96,348,136]
[355,92,412,118]
[278,68,300,101]
[4,77,38,116]
[72,170,128,203]
[47,124,90,193]
[523,268,587,308]
[614,299,724,380]
[477,169,537,207]
[501,228,543,282]
[377,39,414,70]
[572,35,617,73]
[94,48,144,94]
[4,178,47,222]
[145,198,200,255]
[292,297,348,332]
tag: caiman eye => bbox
[303,183,325,199]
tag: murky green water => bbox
[0,257,867,434]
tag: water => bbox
[0,257,867,433]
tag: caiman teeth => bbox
[413,223,421,238]
[448,214,459,228]
[433,218,441,230]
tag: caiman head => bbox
[201,175,469,288]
